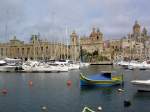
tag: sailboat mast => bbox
[79,35,81,62]
[66,27,68,60]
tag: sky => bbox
[0,0,150,42]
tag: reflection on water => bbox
[81,86,114,94]
[133,92,150,99]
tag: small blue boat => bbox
[80,71,123,87]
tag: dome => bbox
[97,28,103,35]
[133,21,140,28]
[142,27,147,32]
[90,27,97,37]
[142,27,147,36]
[71,31,77,37]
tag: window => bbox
[22,48,24,55]
[1,48,3,56]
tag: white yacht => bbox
[4,58,22,66]
[128,60,150,70]
[22,60,69,72]
[141,60,150,69]
[131,80,150,91]
[79,62,90,68]
[117,60,130,67]
[127,61,141,70]
[0,60,17,72]
[55,60,80,70]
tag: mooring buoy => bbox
[1,88,8,95]
[124,100,131,107]
[97,106,102,111]
[67,80,72,86]
[41,106,48,111]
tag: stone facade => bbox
[1,21,149,61]
[0,35,68,60]
[112,21,150,60]
[70,28,104,61]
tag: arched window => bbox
[97,36,99,40]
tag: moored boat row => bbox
[114,60,150,70]
[0,58,90,72]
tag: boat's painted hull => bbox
[80,73,123,87]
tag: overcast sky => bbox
[0,0,150,42]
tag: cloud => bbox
[0,0,149,42]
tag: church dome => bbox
[97,28,103,36]
[90,27,97,37]
[133,21,140,28]
[71,31,77,37]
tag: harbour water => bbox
[0,65,150,112]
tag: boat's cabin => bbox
[101,71,118,79]
[4,58,22,66]
[101,72,112,78]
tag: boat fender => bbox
[1,88,8,95]
[118,88,124,92]
[67,80,72,86]
[124,100,131,107]
[41,106,48,111]
[97,106,102,111]
[29,80,33,86]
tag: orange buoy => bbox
[67,80,72,86]
[1,88,8,95]
[29,80,33,86]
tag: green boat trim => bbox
[82,106,95,112]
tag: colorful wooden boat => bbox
[80,71,123,87]
[82,106,95,112]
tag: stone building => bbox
[130,21,149,42]
[108,39,122,60]
[70,28,104,61]
[80,28,103,53]
[0,35,68,60]
[121,21,150,60]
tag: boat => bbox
[80,62,90,68]
[22,60,69,73]
[141,60,150,70]
[126,60,150,70]
[0,60,18,72]
[82,106,95,112]
[131,80,150,91]
[80,71,123,87]
[55,60,79,70]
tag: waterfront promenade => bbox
[90,61,113,65]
